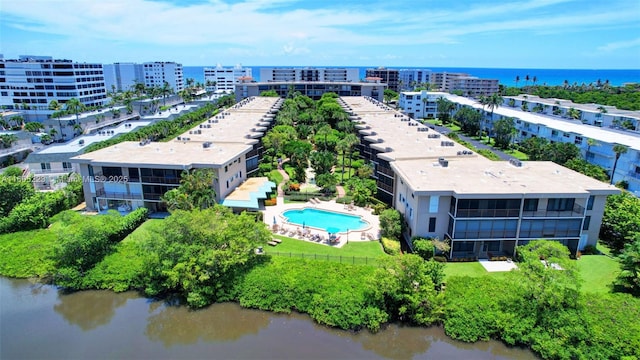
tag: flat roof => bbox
[445,94,640,151]
[72,140,251,168]
[176,97,280,144]
[392,158,618,196]
[341,96,474,161]
[221,177,276,209]
[72,96,282,167]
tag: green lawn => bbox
[445,123,461,132]
[270,235,386,258]
[577,255,620,293]
[444,254,621,294]
[504,149,529,160]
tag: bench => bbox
[272,238,282,243]
[267,241,278,246]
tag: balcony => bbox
[141,176,180,184]
[522,203,585,218]
[95,189,143,200]
[455,209,520,218]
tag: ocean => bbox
[183,66,639,87]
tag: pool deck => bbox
[262,198,380,248]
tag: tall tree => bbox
[436,97,455,124]
[492,117,516,149]
[515,75,520,88]
[48,99,63,140]
[162,169,217,211]
[610,144,629,185]
[161,81,172,106]
[616,235,640,296]
[65,98,85,125]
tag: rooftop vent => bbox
[438,157,449,167]
[509,158,523,167]
[202,142,212,149]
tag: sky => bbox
[1,0,639,69]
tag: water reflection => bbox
[54,289,138,331]
[145,302,271,346]
[357,324,433,359]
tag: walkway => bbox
[276,167,289,197]
[429,123,517,161]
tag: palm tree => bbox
[610,144,629,185]
[482,93,503,141]
[343,133,359,177]
[336,139,349,184]
[567,107,581,121]
[532,76,537,88]
[48,100,63,140]
[586,138,598,156]
[524,74,530,88]
[515,75,520,88]
[161,81,172,107]
[65,98,85,125]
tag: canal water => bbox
[0,277,537,359]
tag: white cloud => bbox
[598,38,640,52]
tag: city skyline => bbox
[1,0,639,69]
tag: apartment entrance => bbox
[479,241,500,259]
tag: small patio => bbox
[261,197,380,248]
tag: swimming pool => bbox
[282,208,369,233]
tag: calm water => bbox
[0,277,537,360]
[184,66,639,87]
[282,208,368,232]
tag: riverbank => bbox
[1,217,639,360]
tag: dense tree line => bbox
[504,84,640,111]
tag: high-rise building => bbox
[0,55,106,121]
[365,67,400,91]
[204,64,252,92]
[431,72,498,97]
[103,63,144,92]
[142,61,184,92]
[398,69,433,90]
[259,67,359,83]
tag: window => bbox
[587,196,594,210]
[547,198,575,212]
[62,162,72,170]
[523,199,539,212]
[574,136,583,145]
[40,163,51,171]
[453,241,474,252]
[583,216,591,231]
[428,217,436,232]
[224,165,228,172]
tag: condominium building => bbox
[503,94,639,131]
[204,64,252,92]
[441,93,640,196]
[398,69,432,90]
[340,96,618,258]
[259,67,359,83]
[366,67,399,92]
[71,97,282,213]
[103,63,144,92]
[142,61,184,92]
[234,81,386,102]
[431,72,499,97]
[0,55,107,121]
[398,90,445,119]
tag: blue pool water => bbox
[282,208,368,233]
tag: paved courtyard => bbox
[261,197,380,248]
[479,259,518,272]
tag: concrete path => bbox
[276,168,289,197]
[428,123,517,161]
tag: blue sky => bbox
[1,0,639,69]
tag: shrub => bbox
[489,256,508,261]
[372,203,387,215]
[581,245,598,255]
[379,209,402,240]
[433,255,448,263]
[336,196,353,204]
[288,182,300,192]
[380,237,401,256]
[412,237,434,260]
[264,198,277,206]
